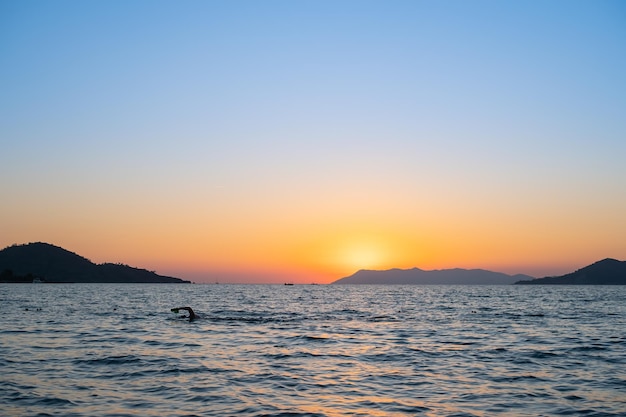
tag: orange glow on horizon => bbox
[4,191,625,284]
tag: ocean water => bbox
[1,284,625,417]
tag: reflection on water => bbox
[1,284,625,416]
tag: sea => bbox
[1,284,625,417]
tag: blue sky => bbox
[1,0,625,282]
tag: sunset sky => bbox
[1,1,625,283]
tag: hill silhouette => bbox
[332,267,533,285]
[515,258,626,285]
[0,242,190,283]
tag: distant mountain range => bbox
[332,267,533,285]
[333,258,626,285]
[0,242,190,283]
[514,258,626,285]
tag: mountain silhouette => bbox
[332,267,534,285]
[0,242,190,283]
[514,258,626,285]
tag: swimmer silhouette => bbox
[171,307,196,321]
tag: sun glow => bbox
[339,240,389,271]
[288,225,429,281]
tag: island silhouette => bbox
[0,242,190,283]
[514,258,626,285]
[332,268,533,285]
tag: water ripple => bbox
[1,284,625,416]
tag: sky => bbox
[1,0,625,283]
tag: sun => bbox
[341,241,387,271]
